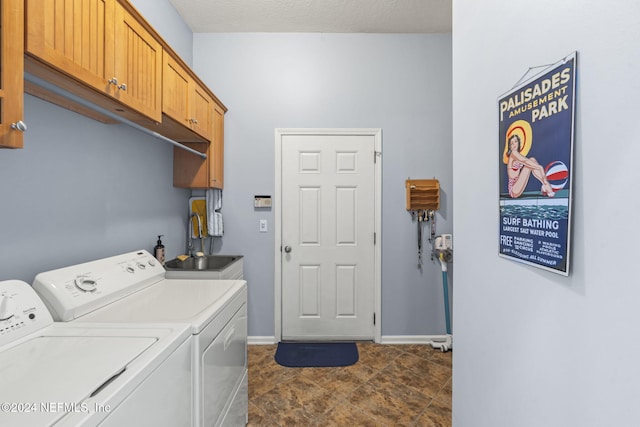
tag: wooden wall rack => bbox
[405,179,440,211]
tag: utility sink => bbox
[164,255,244,280]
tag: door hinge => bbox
[374,232,376,245]
[374,151,381,163]
[373,312,376,325]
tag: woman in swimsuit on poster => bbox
[507,134,555,198]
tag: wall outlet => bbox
[259,219,268,232]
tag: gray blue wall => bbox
[193,33,453,338]
[0,0,192,282]
[453,0,640,425]
[130,0,193,66]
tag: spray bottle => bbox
[154,235,165,264]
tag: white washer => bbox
[33,250,248,427]
[0,280,192,427]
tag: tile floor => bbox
[248,342,452,426]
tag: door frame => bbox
[274,128,382,343]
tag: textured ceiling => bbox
[168,0,452,33]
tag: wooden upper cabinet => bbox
[0,0,25,148]
[25,0,162,123]
[163,51,212,142]
[173,102,224,189]
[113,2,162,122]
[23,0,226,184]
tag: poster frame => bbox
[497,52,577,276]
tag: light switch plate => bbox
[259,219,268,232]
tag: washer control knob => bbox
[0,295,17,321]
[74,277,98,292]
[126,266,135,274]
[137,263,146,270]
[148,259,156,267]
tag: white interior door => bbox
[279,130,379,341]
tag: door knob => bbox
[284,245,292,253]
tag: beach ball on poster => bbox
[545,161,569,191]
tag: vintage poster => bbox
[498,52,577,275]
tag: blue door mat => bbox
[274,342,359,368]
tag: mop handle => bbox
[440,253,452,335]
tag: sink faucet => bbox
[187,213,203,257]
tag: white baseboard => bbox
[248,335,448,345]
[248,336,277,345]
[380,335,448,345]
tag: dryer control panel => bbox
[0,280,53,348]
[33,250,165,321]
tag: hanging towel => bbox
[189,197,208,237]
[206,188,223,236]
[213,212,223,236]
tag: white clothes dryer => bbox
[0,280,192,427]
[33,250,248,427]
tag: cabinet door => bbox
[0,0,24,148]
[163,51,212,141]
[25,0,114,96]
[162,51,190,126]
[113,2,162,122]
[190,84,213,141]
[210,104,225,188]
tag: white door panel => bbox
[281,133,376,340]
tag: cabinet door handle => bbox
[10,121,27,132]
[108,78,126,91]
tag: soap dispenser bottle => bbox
[154,235,165,264]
